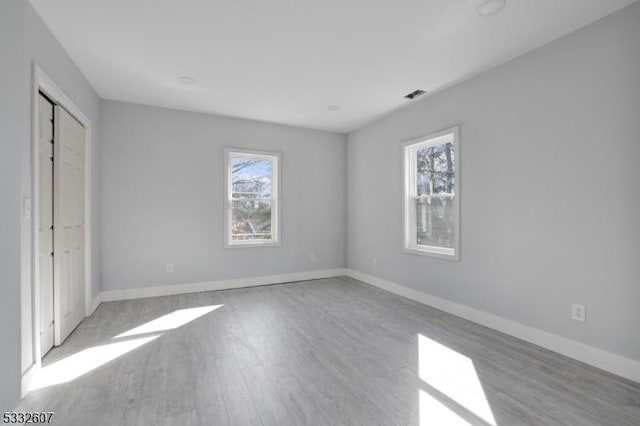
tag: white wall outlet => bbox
[372,258,377,267]
[166,263,174,273]
[571,303,586,322]
[309,254,317,264]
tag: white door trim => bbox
[23,64,93,397]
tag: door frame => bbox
[22,64,94,396]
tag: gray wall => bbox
[19,3,103,375]
[0,0,102,408]
[347,3,640,361]
[100,101,346,290]
[0,0,27,412]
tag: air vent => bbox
[404,89,427,100]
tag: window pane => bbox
[416,143,455,196]
[231,157,272,198]
[416,197,455,249]
[404,129,458,258]
[231,199,272,241]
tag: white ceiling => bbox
[30,0,637,133]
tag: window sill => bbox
[403,246,459,261]
[225,241,281,248]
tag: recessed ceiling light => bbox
[179,76,197,85]
[477,0,506,17]
[327,105,340,111]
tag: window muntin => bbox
[403,128,459,259]
[225,150,280,247]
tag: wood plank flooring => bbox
[19,277,640,425]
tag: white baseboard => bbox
[20,364,37,399]
[100,268,347,302]
[346,268,640,383]
[90,293,102,315]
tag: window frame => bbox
[402,126,460,261]
[224,148,281,248]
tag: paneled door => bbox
[38,94,55,356]
[53,105,86,345]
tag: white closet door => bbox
[38,94,55,356]
[53,105,86,345]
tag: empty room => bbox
[2,0,640,424]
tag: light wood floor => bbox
[20,277,640,425]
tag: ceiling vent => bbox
[404,89,427,100]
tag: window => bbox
[225,149,280,247]
[403,127,459,260]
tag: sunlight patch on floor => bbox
[419,390,471,426]
[31,304,223,391]
[418,334,496,426]
[32,335,159,390]
[115,305,223,338]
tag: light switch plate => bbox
[23,197,32,219]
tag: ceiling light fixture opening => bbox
[179,76,197,85]
[477,0,506,17]
[404,89,427,100]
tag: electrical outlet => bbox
[166,263,174,273]
[309,254,317,264]
[571,303,586,322]
[372,258,377,267]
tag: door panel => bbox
[53,105,86,345]
[38,94,54,356]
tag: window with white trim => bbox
[225,149,280,247]
[403,127,459,260]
